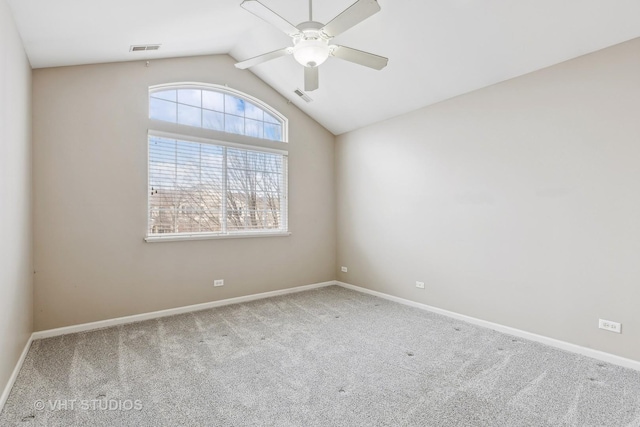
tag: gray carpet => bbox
[1,285,639,426]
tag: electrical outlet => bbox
[416,281,425,289]
[214,279,224,287]
[599,319,621,333]
[341,266,348,273]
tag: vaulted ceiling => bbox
[7,0,640,134]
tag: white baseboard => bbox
[4,278,637,416]
[2,280,333,414]
[336,281,640,372]
[32,281,335,340]
[0,335,33,414]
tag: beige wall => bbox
[336,38,640,361]
[32,55,336,330]
[0,0,33,394]
[25,25,640,363]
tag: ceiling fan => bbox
[235,0,388,92]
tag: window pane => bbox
[227,170,247,193]
[264,154,282,174]
[257,172,281,192]
[149,137,226,235]
[245,118,263,139]
[264,112,279,124]
[225,95,245,117]
[200,144,224,232]
[149,208,176,234]
[150,98,177,122]
[226,211,246,230]
[225,114,244,135]
[149,138,178,235]
[225,149,282,232]
[175,142,201,233]
[264,123,282,141]
[227,147,246,169]
[178,104,202,127]
[151,90,177,102]
[266,208,281,229]
[245,102,263,121]
[176,141,200,190]
[245,151,262,171]
[149,138,177,185]
[203,110,224,131]
[178,89,202,107]
[203,91,224,112]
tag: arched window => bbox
[146,83,289,242]
[149,84,287,142]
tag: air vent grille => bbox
[130,44,161,52]
[294,89,313,103]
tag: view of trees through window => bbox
[148,136,286,236]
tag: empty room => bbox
[1,0,640,425]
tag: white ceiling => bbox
[7,0,640,135]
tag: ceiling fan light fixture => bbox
[236,0,388,90]
[293,38,330,68]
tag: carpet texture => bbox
[1,285,639,426]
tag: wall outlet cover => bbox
[598,318,621,333]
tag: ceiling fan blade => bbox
[331,45,388,70]
[320,0,381,38]
[235,48,292,69]
[240,0,301,36]
[304,66,319,92]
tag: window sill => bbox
[145,231,291,243]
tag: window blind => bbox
[148,136,287,236]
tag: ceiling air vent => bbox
[129,44,161,52]
[294,89,313,103]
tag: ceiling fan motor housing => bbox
[293,21,331,67]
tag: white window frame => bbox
[145,83,290,243]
